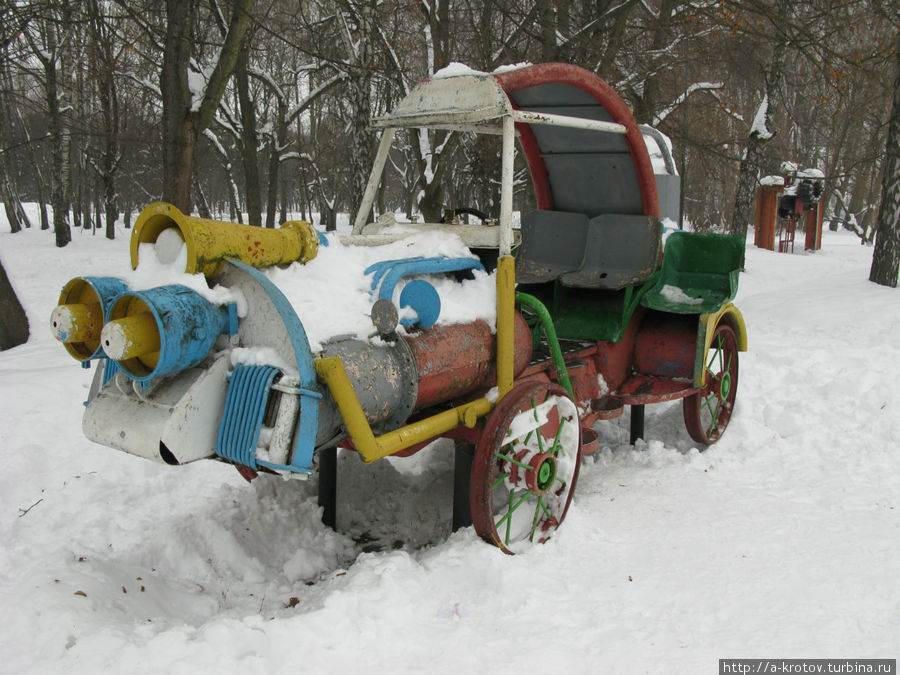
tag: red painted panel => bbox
[633,312,697,380]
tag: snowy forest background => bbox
[0,0,897,242]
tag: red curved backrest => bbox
[495,63,659,219]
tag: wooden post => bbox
[754,185,781,251]
[805,203,823,251]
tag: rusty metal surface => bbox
[632,312,697,379]
[612,375,698,405]
[317,337,418,433]
[590,398,624,419]
[408,312,532,409]
[562,359,600,404]
[593,305,646,392]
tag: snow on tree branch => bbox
[652,81,723,126]
[750,94,773,139]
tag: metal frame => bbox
[337,72,634,459]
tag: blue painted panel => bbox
[223,260,320,475]
[364,256,484,329]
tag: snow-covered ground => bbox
[0,214,897,673]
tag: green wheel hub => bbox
[529,453,557,495]
[719,371,731,399]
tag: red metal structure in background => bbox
[754,167,825,252]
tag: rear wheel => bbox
[683,323,739,444]
[470,382,581,554]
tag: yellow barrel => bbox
[131,202,319,277]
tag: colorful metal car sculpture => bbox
[51,63,746,554]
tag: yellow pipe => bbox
[495,255,516,399]
[131,202,319,277]
[100,313,161,362]
[50,302,102,344]
[315,357,493,464]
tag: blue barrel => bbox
[108,285,230,382]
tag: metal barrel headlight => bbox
[50,276,129,361]
[101,285,234,381]
[131,202,319,277]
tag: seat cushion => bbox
[560,214,661,289]
[515,210,589,284]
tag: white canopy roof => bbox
[372,74,513,132]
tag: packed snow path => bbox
[0,216,897,673]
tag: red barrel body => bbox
[406,312,533,409]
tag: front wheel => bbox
[683,323,739,444]
[470,382,581,554]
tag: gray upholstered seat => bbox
[516,210,589,284]
[560,214,661,289]
[516,211,661,289]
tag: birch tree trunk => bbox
[869,28,900,287]
[31,7,73,248]
[338,0,376,226]
[87,0,121,240]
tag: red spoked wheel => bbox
[683,323,739,444]
[471,382,581,554]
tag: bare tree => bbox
[728,3,792,238]
[869,26,900,287]
[86,0,122,239]
[160,0,255,213]
[24,0,73,247]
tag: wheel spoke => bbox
[529,497,543,541]
[549,416,566,455]
[505,490,514,545]
[530,496,554,539]
[497,451,530,471]
[496,488,532,532]
[492,471,510,489]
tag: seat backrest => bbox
[516,210,589,284]
[560,214,662,290]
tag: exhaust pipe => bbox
[50,276,129,361]
[131,202,319,277]
[102,285,236,381]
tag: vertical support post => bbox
[630,404,645,445]
[499,116,515,257]
[452,441,474,531]
[318,446,337,529]
[496,115,516,398]
[805,204,822,251]
[352,128,396,234]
